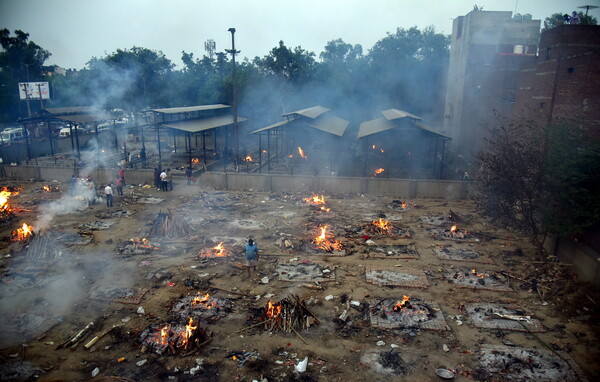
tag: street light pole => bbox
[226,28,240,170]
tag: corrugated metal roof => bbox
[60,113,113,124]
[151,104,230,114]
[282,106,330,119]
[251,120,291,134]
[162,115,245,133]
[43,106,101,115]
[381,109,422,121]
[358,118,395,138]
[358,117,451,139]
[306,114,349,137]
[415,121,451,139]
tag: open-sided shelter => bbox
[358,109,450,179]
[251,106,349,175]
[149,104,247,170]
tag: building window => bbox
[567,67,574,73]
[546,47,551,60]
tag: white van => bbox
[0,127,27,144]
[58,127,71,137]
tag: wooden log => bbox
[56,321,94,350]
[84,324,123,350]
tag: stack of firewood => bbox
[148,211,191,238]
[262,294,319,333]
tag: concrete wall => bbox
[201,172,473,199]
[545,235,600,288]
[1,166,474,199]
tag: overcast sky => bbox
[1,0,599,70]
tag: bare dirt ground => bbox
[0,179,599,382]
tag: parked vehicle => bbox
[0,127,28,144]
[58,127,72,137]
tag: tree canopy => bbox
[0,29,51,120]
[475,117,600,255]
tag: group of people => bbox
[564,11,581,25]
[103,168,126,207]
[154,168,173,191]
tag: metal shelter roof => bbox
[282,106,330,119]
[251,120,291,134]
[151,104,230,114]
[306,114,349,137]
[162,115,246,133]
[358,116,450,139]
[36,107,112,124]
[381,109,422,121]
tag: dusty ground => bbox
[0,179,599,382]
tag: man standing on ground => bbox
[104,184,114,207]
[243,239,259,278]
[118,166,125,185]
[160,169,168,191]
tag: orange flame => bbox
[373,168,385,176]
[320,206,331,213]
[313,225,343,251]
[191,292,218,309]
[372,218,392,234]
[159,325,170,346]
[392,295,411,311]
[42,185,51,192]
[266,300,282,319]
[199,242,228,257]
[297,146,307,159]
[12,223,33,241]
[244,155,253,162]
[450,225,458,233]
[182,317,197,347]
[304,193,326,205]
[471,269,485,279]
[192,158,200,164]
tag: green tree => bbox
[253,41,316,84]
[0,29,51,121]
[475,117,600,255]
[52,47,174,111]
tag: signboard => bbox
[18,82,50,100]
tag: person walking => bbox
[69,175,78,197]
[115,177,124,196]
[118,167,125,185]
[104,184,114,207]
[243,239,259,278]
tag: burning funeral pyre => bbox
[0,187,19,221]
[303,193,331,213]
[250,295,319,333]
[10,223,34,242]
[118,237,160,257]
[369,296,438,329]
[39,184,59,193]
[198,242,232,258]
[171,292,233,323]
[429,225,477,241]
[139,317,208,355]
[444,269,511,291]
[359,217,411,238]
[312,225,344,253]
[148,211,192,238]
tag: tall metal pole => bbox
[226,28,240,170]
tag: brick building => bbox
[514,25,600,140]
[443,10,540,158]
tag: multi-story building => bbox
[514,24,600,140]
[443,10,540,157]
